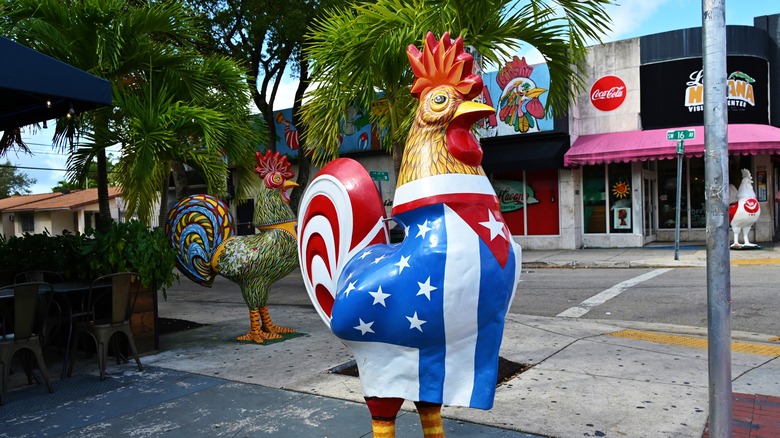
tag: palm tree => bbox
[71,53,262,225]
[2,0,260,227]
[301,0,613,176]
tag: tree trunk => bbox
[171,161,189,200]
[96,148,112,232]
[392,139,403,182]
[157,166,171,228]
[290,59,311,213]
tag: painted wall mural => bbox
[273,107,379,158]
[477,56,554,136]
[271,51,553,158]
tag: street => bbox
[513,265,780,338]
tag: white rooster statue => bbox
[728,168,761,249]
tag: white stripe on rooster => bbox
[729,169,761,249]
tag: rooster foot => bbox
[235,329,284,343]
[259,306,295,335]
[235,332,265,343]
[236,308,268,343]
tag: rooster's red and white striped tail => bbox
[297,158,390,327]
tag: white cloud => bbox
[601,0,672,42]
[272,78,299,110]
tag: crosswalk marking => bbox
[556,268,673,318]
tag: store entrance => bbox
[774,164,780,240]
[642,171,657,244]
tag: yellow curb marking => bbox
[730,258,780,265]
[608,329,780,357]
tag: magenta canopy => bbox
[564,124,780,167]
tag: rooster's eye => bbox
[430,93,448,111]
[265,172,283,189]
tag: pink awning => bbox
[564,124,780,167]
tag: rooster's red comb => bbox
[407,32,482,101]
[255,151,294,180]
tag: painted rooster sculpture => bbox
[729,168,761,248]
[166,151,299,343]
[298,33,522,437]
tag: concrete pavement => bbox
[2,242,780,437]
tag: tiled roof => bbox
[0,192,60,210]
[1,187,122,212]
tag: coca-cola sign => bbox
[590,75,627,111]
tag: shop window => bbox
[583,163,632,234]
[609,164,632,233]
[658,156,751,230]
[492,169,560,236]
[583,165,607,233]
[658,159,688,229]
[689,160,706,228]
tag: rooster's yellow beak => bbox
[524,87,546,99]
[453,101,495,120]
[281,180,298,204]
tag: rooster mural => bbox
[497,56,547,133]
[729,168,761,248]
[298,33,522,437]
[166,151,299,343]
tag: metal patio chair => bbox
[67,273,144,381]
[0,282,55,405]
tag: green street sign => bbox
[369,170,389,182]
[667,129,695,141]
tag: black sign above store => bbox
[640,55,768,130]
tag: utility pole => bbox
[702,1,732,436]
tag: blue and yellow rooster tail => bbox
[166,194,236,286]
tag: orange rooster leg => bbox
[366,397,404,438]
[415,401,445,438]
[259,306,294,336]
[236,309,265,343]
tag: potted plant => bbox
[81,220,178,352]
[82,220,177,296]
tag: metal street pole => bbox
[702,1,732,437]
[674,140,684,260]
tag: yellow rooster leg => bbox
[259,306,295,336]
[366,397,404,438]
[236,309,265,343]
[371,419,396,438]
[415,402,445,438]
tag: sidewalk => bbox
[2,243,780,437]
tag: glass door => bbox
[774,165,780,240]
[642,172,657,243]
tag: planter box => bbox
[130,284,159,354]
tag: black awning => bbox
[481,132,570,173]
[0,37,112,131]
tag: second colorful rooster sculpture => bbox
[167,151,299,343]
[298,32,522,438]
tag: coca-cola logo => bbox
[744,198,760,214]
[590,75,627,111]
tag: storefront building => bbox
[559,14,780,248]
[263,14,780,250]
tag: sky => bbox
[13,0,780,194]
